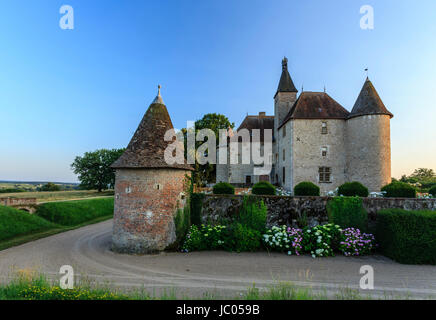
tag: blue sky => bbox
[0,0,435,182]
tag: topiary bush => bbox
[376,209,436,264]
[429,185,436,198]
[294,182,320,196]
[213,182,235,195]
[252,181,276,195]
[327,197,368,231]
[338,182,369,197]
[381,181,416,198]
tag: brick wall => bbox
[112,168,190,254]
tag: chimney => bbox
[259,112,266,117]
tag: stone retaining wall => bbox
[199,195,436,229]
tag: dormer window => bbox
[282,125,286,137]
[321,122,328,134]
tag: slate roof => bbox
[274,57,298,98]
[279,92,350,128]
[349,78,393,119]
[111,89,193,170]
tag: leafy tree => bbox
[40,183,61,192]
[410,168,435,180]
[182,113,234,186]
[71,148,125,192]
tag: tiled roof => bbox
[279,92,350,128]
[111,90,193,170]
[349,78,393,119]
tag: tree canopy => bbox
[71,148,125,192]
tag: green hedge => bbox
[338,182,369,197]
[190,193,205,226]
[252,181,276,195]
[0,206,56,241]
[381,182,416,198]
[36,198,114,226]
[327,197,368,231]
[213,182,235,195]
[294,182,320,196]
[376,209,436,264]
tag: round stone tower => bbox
[111,86,193,254]
[346,78,394,192]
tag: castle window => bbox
[319,167,331,183]
[321,147,328,157]
[282,125,286,137]
[321,122,328,134]
[283,149,285,161]
[282,167,285,184]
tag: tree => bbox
[40,182,61,192]
[182,113,234,186]
[71,148,125,192]
[410,168,435,180]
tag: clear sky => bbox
[0,0,435,182]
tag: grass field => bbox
[36,198,114,226]
[0,198,114,251]
[0,190,114,203]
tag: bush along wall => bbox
[338,182,369,197]
[381,182,416,198]
[182,195,267,253]
[376,209,436,265]
[327,197,368,232]
[213,182,235,195]
[190,193,205,226]
[252,181,276,195]
[294,182,320,196]
[429,185,436,198]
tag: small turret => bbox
[346,78,393,192]
[112,86,192,254]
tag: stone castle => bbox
[217,58,393,194]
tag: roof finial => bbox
[324,85,326,93]
[282,56,288,70]
[152,84,165,105]
[365,68,369,79]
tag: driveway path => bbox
[1,219,435,299]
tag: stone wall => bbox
[199,194,436,229]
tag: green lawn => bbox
[0,190,114,202]
[0,198,114,251]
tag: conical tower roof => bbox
[349,78,393,119]
[111,86,193,170]
[274,57,298,98]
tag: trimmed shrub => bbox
[429,185,436,197]
[0,206,56,241]
[327,197,368,231]
[376,209,436,264]
[36,198,114,226]
[212,182,235,195]
[294,182,320,196]
[190,193,205,226]
[381,181,416,198]
[338,182,369,197]
[237,196,267,233]
[252,181,276,195]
